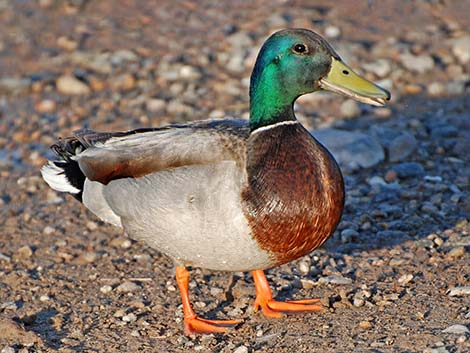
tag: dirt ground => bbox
[0,1,469,352]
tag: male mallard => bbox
[41,29,390,335]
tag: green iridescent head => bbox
[249,29,390,130]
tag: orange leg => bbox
[175,266,241,335]
[251,269,323,318]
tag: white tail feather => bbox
[41,162,80,194]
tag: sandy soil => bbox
[0,1,469,352]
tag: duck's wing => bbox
[68,118,250,185]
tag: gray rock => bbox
[312,128,384,170]
[399,52,434,73]
[442,324,469,334]
[362,59,392,78]
[0,77,31,95]
[392,162,425,178]
[388,132,418,162]
[447,286,470,296]
[318,275,353,285]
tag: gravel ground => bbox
[0,1,469,352]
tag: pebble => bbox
[447,246,465,259]
[442,324,469,334]
[447,286,470,297]
[110,73,136,91]
[313,128,384,170]
[122,313,137,323]
[318,275,352,285]
[388,132,418,162]
[358,320,372,329]
[0,77,31,95]
[427,82,445,96]
[116,281,140,293]
[57,36,78,51]
[56,75,90,95]
[43,226,56,235]
[397,274,414,285]
[399,52,434,73]
[145,98,166,113]
[451,36,470,64]
[324,25,341,38]
[1,347,15,353]
[35,99,57,113]
[16,245,33,259]
[339,99,360,119]
[233,345,249,353]
[298,260,311,275]
[341,228,359,243]
[363,59,392,78]
[392,162,425,178]
[100,285,113,294]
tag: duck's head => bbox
[249,28,390,130]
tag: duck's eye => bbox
[293,43,308,54]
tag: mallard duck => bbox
[41,28,390,335]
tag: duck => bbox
[41,28,390,335]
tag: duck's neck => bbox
[249,64,296,131]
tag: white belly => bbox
[97,161,273,271]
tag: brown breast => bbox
[242,123,345,266]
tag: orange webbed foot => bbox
[252,270,324,318]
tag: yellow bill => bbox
[319,58,391,106]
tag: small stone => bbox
[447,246,465,259]
[57,36,78,51]
[358,320,372,329]
[110,73,136,91]
[1,347,15,353]
[399,52,434,73]
[113,309,126,318]
[457,335,467,344]
[100,285,113,294]
[298,260,311,275]
[433,237,444,247]
[451,36,470,64]
[341,228,359,243]
[397,274,414,285]
[363,59,391,78]
[109,237,132,249]
[233,345,249,353]
[447,286,470,297]
[39,295,50,302]
[339,99,360,119]
[122,313,137,322]
[384,170,397,183]
[353,298,365,307]
[76,252,97,264]
[442,324,469,334]
[427,82,445,96]
[145,98,166,113]
[392,162,425,178]
[17,245,33,259]
[116,281,140,293]
[35,99,57,113]
[0,77,31,95]
[43,226,56,235]
[318,275,353,285]
[403,84,422,95]
[86,221,98,231]
[325,25,341,38]
[56,75,90,96]
[388,132,418,162]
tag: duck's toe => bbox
[184,317,242,335]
